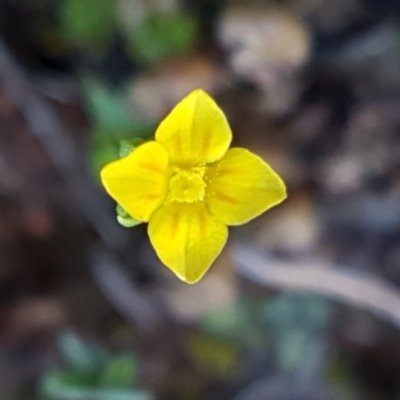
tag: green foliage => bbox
[115,138,145,228]
[119,138,144,158]
[91,140,121,182]
[327,358,355,387]
[200,294,332,378]
[84,81,150,227]
[85,82,136,136]
[57,331,108,373]
[189,333,238,377]
[276,328,313,373]
[116,204,142,228]
[262,293,331,373]
[263,293,330,332]
[99,355,138,388]
[129,13,198,64]
[60,0,117,51]
[200,300,269,350]
[41,374,152,400]
[40,332,152,400]
[83,81,152,178]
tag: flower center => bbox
[168,167,206,203]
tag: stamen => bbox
[168,166,207,203]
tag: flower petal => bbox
[100,141,169,222]
[155,89,232,167]
[148,202,228,284]
[206,148,287,225]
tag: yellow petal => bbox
[100,141,169,222]
[155,89,232,167]
[206,148,287,225]
[148,202,228,284]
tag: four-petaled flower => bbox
[100,90,286,283]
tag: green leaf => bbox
[263,293,330,331]
[129,13,198,64]
[99,354,138,388]
[116,204,142,228]
[60,0,117,50]
[57,332,108,373]
[40,369,153,400]
[262,294,331,373]
[84,83,137,135]
[97,390,153,400]
[277,329,310,372]
[90,138,120,178]
[40,370,96,399]
[84,82,153,178]
[119,138,144,158]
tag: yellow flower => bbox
[100,90,286,283]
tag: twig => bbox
[0,38,125,249]
[233,245,400,330]
[0,38,164,330]
[90,249,164,331]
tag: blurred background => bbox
[2,0,400,399]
